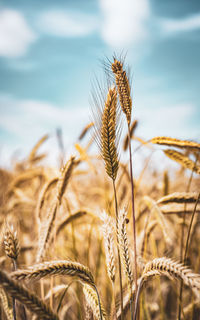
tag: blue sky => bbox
[0,0,200,165]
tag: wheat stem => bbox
[113,181,124,320]
[128,125,138,301]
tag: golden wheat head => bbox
[101,87,119,180]
[3,224,19,261]
[112,58,132,125]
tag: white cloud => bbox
[99,0,150,47]
[0,96,89,141]
[0,95,199,171]
[38,10,97,37]
[0,9,36,57]
[161,13,200,33]
[0,95,91,165]
[135,102,198,139]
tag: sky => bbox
[0,0,200,166]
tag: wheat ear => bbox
[157,192,199,205]
[151,136,200,150]
[28,134,49,162]
[117,208,134,319]
[164,149,200,174]
[101,87,119,180]
[101,212,116,283]
[57,156,78,204]
[79,122,94,140]
[83,284,107,320]
[36,157,77,261]
[0,270,58,320]
[133,258,200,320]
[12,261,104,320]
[117,209,133,289]
[112,59,132,125]
[0,287,13,320]
[36,177,58,222]
[143,196,174,247]
[56,211,87,237]
[3,224,19,261]
[3,223,19,320]
[142,257,200,297]
[12,260,95,286]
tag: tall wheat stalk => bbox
[3,223,20,320]
[93,86,124,319]
[112,58,138,303]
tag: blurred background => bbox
[0,0,200,167]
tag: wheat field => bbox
[0,56,200,320]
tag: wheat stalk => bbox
[112,57,138,302]
[123,120,138,151]
[0,270,58,320]
[164,149,200,174]
[163,170,169,195]
[151,136,200,150]
[93,84,123,318]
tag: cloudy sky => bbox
[0,0,200,166]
